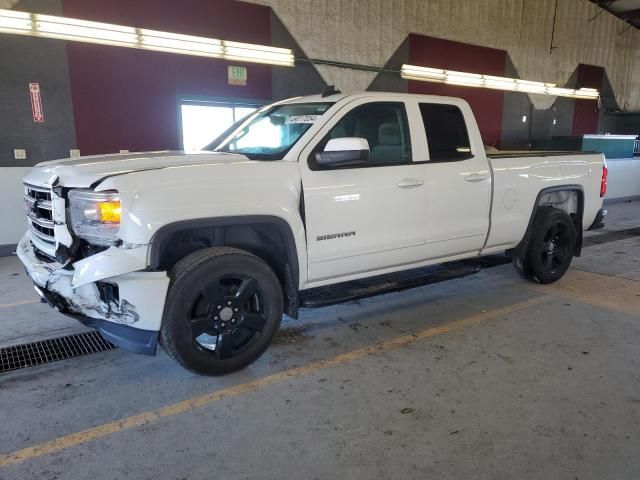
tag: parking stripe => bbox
[0,295,548,468]
[0,300,40,309]
[531,269,640,315]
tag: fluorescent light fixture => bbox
[484,75,518,90]
[223,40,294,67]
[140,29,223,58]
[0,9,30,33]
[446,70,483,80]
[447,76,484,87]
[401,64,599,100]
[400,65,446,82]
[516,79,552,87]
[0,8,293,66]
[36,14,138,47]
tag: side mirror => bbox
[315,137,369,167]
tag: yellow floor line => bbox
[531,269,640,315]
[0,295,548,468]
[0,299,40,309]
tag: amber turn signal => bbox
[97,200,121,223]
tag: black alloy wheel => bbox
[189,274,267,359]
[538,221,572,276]
[161,247,283,375]
[513,206,577,284]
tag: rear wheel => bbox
[160,247,283,375]
[513,206,577,284]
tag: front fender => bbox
[96,161,309,286]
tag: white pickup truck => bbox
[18,92,608,374]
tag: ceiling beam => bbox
[589,0,640,29]
[619,8,640,21]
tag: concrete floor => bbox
[0,200,639,480]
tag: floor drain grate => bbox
[0,331,115,373]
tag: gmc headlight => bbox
[68,190,121,246]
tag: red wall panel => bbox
[63,0,272,155]
[408,34,506,147]
[571,64,603,135]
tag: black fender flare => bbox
[512,185,585,258]
[148,215,300,317]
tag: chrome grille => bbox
[24,183,56,255]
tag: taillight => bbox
[600,165,608,198]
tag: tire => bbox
[512,206,577,284]
[160,247,283,375]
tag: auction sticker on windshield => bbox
[287,115,320,124]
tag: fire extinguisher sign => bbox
[29,83,44,123]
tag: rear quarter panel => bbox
[485,153,604,250]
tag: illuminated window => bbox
[180,102,258,152]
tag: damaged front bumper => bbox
[16,234,170,355]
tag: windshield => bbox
[212,102,333,160]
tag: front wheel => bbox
[160,247,283,375]
[513,206,577,284]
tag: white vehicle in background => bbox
[17,91,608,374]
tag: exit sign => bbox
[228,66,247,86]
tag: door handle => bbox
[464,173,489,183]
[396,178,424,189]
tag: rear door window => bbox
[419,103,472,162]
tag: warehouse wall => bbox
[368,38,410,94]
[63,0,273,155]
[0,0,76,167]
[572,65,604,135]
[366,35,592,149]
[0,0,76,250]
[407,34,506,147]
[597,70,640,135]
[0,0,326,159]
[251,0,640,112]
[270,12,327,100]
[499,56,579,150]
[0,0,325,250]
[600,114,640,135]
[0,168,29,254]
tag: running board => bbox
[299,255,511,309]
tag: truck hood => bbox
[23,150,258,188]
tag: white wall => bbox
[0,167,29,247]
[606,158,640,201]
[253,0,640,111]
